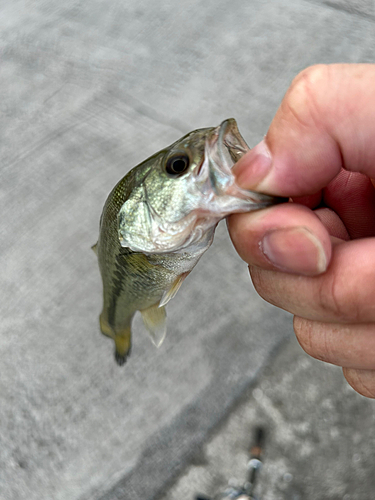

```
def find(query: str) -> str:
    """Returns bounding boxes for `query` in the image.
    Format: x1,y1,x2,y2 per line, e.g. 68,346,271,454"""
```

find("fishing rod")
194,426,265,500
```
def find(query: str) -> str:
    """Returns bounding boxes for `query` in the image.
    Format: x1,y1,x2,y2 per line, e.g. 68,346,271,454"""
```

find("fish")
93,118,284,365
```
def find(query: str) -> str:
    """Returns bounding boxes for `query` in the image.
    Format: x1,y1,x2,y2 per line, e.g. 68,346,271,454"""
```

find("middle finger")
250,238,375,324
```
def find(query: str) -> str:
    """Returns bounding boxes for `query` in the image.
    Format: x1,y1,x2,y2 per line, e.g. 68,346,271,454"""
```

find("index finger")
234,64,375,197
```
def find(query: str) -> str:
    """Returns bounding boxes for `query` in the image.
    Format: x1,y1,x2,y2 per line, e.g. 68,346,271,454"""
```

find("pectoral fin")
159,272,190,307
140,304,167,348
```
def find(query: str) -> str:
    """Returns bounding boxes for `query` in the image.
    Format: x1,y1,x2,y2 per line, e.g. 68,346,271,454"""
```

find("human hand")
228,64,375,398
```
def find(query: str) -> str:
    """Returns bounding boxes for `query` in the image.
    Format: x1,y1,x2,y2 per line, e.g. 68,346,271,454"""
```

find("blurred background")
1,0,375,499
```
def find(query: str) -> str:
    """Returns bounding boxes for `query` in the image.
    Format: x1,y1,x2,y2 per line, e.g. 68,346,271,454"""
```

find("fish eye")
165,153,190,177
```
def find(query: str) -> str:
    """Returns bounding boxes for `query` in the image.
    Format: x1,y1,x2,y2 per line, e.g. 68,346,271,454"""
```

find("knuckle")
283,64,330,129
293,316,315,355
290,64,329,87
343,368,375,399
293,316,335,363
317,272,357,322
250,266,269,296
249,267,279,306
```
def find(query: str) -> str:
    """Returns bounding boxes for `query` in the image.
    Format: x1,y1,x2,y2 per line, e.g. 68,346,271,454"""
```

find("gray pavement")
161,337,375,500
0,1,374,500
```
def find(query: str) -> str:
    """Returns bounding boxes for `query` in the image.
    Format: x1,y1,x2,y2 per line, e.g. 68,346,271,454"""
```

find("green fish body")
94,119,283,364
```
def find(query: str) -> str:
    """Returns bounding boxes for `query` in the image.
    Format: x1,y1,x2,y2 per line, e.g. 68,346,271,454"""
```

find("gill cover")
117,183,199,253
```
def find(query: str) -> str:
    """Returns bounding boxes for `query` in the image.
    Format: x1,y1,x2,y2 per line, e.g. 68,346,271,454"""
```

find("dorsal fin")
91,243,98,255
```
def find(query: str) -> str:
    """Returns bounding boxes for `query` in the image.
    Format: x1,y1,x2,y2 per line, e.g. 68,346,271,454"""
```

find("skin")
227,63,375,399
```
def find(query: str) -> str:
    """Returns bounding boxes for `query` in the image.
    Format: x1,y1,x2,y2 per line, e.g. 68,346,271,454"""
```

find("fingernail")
261,227,328,275
233,139,272,189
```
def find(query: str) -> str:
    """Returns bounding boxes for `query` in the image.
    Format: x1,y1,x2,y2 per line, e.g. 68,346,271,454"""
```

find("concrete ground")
161,337,375,500
0,1,374,499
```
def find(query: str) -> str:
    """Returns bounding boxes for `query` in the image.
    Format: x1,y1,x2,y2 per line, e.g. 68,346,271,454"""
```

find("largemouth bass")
93,119,283,365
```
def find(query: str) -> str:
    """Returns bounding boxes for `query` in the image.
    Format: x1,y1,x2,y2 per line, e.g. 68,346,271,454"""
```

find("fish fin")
159,272,190,307
99,314,131,366
114,333,132,366
99,314,113,338
91,243,98,255
140,303,167,348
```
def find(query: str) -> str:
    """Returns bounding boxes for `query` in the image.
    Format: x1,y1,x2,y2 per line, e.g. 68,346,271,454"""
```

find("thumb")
234,64,375,197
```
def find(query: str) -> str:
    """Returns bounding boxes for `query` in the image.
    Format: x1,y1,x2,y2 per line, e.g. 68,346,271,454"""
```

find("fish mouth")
194,119,247,182
196,118,285,211
216,118,250,168
194,118,248,179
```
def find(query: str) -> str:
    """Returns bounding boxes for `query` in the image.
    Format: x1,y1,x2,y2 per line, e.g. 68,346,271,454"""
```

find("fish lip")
193,118,249,196
193,118,247,182
193,118,286,213
217,118,249,168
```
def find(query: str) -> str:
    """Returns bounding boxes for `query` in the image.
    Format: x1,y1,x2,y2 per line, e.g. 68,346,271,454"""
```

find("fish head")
118,118,284,254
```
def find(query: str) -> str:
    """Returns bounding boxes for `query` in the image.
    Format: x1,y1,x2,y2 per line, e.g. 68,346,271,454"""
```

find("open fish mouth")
167,119,287,253
194,118,247,179
216,118,250,168
196,118,285,211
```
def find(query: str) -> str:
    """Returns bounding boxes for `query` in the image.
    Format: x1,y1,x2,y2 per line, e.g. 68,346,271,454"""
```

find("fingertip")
232,139,272,190
233,133,339,198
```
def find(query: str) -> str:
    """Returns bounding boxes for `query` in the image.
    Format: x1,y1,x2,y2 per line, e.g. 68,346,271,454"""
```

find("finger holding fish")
227,202,332,276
